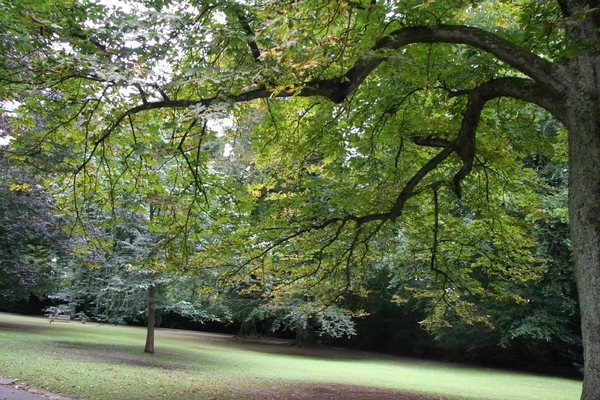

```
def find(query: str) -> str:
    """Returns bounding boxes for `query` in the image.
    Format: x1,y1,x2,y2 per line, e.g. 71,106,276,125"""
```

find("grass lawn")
0,312,582,399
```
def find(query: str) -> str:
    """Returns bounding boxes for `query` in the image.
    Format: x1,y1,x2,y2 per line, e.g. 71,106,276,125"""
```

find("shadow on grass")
49,340,221,372
0,320,53,334
217,334,443,365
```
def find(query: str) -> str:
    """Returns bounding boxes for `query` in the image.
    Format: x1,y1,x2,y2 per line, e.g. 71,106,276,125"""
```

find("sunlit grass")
0,312,582,399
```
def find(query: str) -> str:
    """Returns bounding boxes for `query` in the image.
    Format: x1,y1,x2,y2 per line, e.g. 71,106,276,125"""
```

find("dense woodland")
1,0,599,398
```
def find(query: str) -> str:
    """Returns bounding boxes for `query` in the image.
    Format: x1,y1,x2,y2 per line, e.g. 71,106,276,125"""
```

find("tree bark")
237,317,259,338
565,53,600,400
294,316,317,348
144,284,156,354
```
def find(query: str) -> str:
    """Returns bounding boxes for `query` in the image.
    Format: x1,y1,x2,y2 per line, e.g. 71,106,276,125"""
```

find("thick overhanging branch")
80,23,566,145
304,77,565,230
468,78,568,125
439,77,566,199
295,25,566,103
377,25,565,98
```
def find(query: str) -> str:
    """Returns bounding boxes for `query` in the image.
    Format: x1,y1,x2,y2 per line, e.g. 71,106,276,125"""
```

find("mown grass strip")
0,313,582,399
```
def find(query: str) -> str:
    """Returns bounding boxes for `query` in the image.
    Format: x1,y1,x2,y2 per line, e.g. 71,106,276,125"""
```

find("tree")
267,301,357,347
0,147,71,301
3,1,600,397
61,195,206,353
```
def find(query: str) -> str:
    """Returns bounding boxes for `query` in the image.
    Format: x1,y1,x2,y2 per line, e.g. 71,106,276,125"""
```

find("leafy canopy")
1,0,568,326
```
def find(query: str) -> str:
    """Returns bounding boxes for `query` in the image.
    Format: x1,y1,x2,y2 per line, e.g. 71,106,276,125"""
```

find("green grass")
0,312,582,399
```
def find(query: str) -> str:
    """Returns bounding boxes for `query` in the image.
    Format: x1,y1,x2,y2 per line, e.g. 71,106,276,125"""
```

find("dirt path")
0,378,72,400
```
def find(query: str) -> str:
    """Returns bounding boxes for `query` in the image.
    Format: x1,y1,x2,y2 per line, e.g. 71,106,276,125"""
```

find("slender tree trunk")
565,54,600,400
144,284,156,354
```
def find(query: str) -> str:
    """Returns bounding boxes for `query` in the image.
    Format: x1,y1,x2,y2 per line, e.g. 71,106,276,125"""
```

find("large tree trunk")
566,53,600,400
294,316,317,348
144,284,156,354
237,317,259,338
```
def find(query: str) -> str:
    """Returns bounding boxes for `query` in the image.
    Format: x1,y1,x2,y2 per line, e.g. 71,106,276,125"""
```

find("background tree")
0,147,71,302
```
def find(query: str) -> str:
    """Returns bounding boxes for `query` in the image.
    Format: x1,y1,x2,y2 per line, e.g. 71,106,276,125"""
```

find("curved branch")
462,77,568,125
308,77,565,227
449,77,567,197
297,25,565,103
386,26,562,94
388,146,455,219
75,87,281,173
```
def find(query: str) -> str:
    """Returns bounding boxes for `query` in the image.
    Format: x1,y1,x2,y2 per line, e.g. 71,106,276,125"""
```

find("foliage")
53,196,221,325
0,148,71,301
334,118,581,372
0,0,562,313
263,299,357,339
428,119,581,370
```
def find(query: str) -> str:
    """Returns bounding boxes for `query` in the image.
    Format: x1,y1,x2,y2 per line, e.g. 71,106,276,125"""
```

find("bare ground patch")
247,383,446,399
